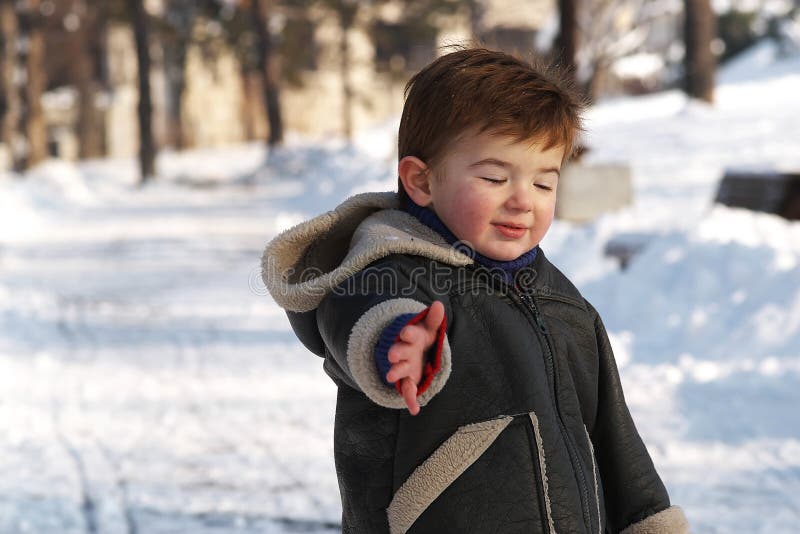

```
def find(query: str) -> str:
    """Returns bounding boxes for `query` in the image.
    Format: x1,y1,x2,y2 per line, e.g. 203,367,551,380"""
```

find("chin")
482,248,525,262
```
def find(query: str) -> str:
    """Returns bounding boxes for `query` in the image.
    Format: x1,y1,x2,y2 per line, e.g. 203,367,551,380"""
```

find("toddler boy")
263,47,689,534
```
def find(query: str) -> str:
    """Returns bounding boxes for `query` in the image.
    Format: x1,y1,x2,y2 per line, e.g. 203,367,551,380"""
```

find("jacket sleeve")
316,257,453,409
585,300,690,534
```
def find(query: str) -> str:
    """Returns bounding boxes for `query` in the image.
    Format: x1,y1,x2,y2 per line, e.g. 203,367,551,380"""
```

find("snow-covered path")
0,154,347,533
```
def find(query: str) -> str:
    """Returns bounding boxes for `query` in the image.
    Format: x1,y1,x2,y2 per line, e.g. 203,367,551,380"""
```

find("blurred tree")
159,0,195,150
23,0,47,168
206,1,262,142
128,0,155,183
0,0,20,170
465,0,484,40
555,0,577,80
42,0,113,159
371,19,437,75
158,0,226,150
215,0,457,144
575,0,677,102
75,0,107,158
201,0,301,147
251,0,283,146
716,3,799,63
278,13,318,87
320,0,459,141
717,9,758,63
333,0,356,140
683,0,716,103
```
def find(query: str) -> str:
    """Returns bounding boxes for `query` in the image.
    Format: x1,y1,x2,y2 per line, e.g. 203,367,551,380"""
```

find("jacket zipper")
514,288,593,534
456,271,594,532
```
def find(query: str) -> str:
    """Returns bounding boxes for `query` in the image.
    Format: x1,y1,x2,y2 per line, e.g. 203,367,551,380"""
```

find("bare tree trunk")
585,62,606,103
163,41,187,150
162,4,190,151
683,0,715,103
338,5,356,141
76,5,104,159
0,0,19,170
129,0,155,183
23,0,47,168
467,0,484,40
251,0,283,147
240,68,265,141
555,0,578,78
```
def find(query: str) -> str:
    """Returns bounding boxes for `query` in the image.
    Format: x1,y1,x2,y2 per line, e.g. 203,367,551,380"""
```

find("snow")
1,40,799,532
611,52,666,79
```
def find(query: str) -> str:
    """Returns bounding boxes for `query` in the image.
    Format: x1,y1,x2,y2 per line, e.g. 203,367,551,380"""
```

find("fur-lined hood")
261,192,473,314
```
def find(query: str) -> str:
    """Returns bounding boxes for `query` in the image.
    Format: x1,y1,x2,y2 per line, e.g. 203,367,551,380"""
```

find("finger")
388,343,417,364
387,345,405,363
425,301,445,332
397,324,421,345
401,378,420,416
386,361,411,383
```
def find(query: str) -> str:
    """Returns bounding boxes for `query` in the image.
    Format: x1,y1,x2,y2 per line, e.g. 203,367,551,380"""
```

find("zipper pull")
535,315,548,335
513,287,549,334
523,292,549,335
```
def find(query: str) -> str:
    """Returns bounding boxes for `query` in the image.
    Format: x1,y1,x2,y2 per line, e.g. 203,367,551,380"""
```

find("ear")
398,156,434,207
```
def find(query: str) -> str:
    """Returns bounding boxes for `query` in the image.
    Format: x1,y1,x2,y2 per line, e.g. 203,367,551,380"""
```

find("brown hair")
397,45,585,204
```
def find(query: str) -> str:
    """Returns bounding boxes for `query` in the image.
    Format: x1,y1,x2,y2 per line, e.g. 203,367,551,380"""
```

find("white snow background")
1,40,799,533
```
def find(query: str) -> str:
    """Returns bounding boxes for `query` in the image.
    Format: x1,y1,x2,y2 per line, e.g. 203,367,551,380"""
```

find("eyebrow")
468,158,561,177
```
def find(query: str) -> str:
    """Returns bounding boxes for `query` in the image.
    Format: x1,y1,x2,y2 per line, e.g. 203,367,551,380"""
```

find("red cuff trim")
392,306,447,397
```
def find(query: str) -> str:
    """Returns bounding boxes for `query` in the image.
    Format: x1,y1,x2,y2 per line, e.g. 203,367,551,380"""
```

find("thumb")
424,300,445,334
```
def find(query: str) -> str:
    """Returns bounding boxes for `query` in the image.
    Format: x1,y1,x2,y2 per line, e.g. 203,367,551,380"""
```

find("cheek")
535,200,556,230
454,193,494,227
437,190,493,239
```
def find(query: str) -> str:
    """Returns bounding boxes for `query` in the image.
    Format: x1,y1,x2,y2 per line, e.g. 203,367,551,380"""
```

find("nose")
504,181,533,212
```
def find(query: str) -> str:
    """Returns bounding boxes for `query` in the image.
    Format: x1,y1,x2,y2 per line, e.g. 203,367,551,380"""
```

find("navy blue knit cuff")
375,313,417,386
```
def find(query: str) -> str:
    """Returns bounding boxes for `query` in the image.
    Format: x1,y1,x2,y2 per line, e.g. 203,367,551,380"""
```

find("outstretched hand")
385,301,445,416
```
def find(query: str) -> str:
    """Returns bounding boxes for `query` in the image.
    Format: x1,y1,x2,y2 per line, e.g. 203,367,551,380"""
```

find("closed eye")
480,177,506,184
535,184,554,191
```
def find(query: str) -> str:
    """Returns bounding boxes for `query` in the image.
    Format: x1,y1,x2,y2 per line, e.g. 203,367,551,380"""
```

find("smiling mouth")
492,223,528,239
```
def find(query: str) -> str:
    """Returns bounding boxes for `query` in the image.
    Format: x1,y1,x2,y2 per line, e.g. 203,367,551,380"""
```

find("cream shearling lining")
620,506,691,534
261,192,472,313
347,298,452,409
584,425,602,534
530,412,556,534
386,416,514,534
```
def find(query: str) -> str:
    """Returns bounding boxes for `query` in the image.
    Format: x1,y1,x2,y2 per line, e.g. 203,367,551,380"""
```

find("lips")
493,222,528,238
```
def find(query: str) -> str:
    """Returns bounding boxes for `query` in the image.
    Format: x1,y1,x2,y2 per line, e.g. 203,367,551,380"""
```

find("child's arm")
317,259,453,412
585,301,690,534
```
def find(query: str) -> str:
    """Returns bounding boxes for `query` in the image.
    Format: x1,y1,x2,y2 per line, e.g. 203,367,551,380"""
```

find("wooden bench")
603,232,654,269
715,170,800,220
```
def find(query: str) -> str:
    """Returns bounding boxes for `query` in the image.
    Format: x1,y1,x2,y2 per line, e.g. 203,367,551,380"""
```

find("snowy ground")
2,40,799,533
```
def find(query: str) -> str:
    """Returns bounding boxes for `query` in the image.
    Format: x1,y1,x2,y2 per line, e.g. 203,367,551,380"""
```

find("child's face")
427,128,564,261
